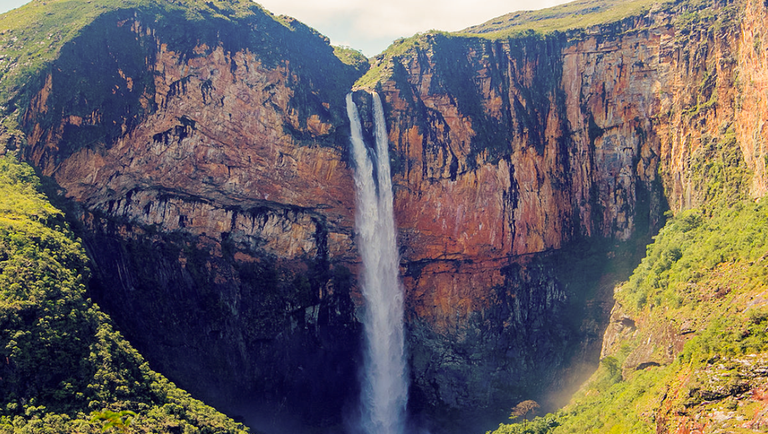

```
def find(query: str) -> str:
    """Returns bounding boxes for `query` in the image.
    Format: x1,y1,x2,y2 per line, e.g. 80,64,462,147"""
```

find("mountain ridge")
461,0,670,36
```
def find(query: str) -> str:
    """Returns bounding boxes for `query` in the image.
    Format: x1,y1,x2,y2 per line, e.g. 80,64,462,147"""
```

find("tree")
510,400,540,422
90,410,136,433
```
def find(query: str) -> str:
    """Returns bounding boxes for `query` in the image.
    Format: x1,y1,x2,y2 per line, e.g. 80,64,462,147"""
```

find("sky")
0,0,569,56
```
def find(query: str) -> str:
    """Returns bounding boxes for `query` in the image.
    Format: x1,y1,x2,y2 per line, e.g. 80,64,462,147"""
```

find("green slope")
0,153,250,432
489,200,768,434
460,0,668,37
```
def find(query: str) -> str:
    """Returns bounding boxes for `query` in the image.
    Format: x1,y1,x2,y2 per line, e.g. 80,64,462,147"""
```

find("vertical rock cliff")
6,0,367,430
356,0,768,427
361,19,667,430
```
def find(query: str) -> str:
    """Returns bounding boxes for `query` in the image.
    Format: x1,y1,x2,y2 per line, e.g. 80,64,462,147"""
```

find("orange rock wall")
24,2,768,336
378,26,665,331
16,10,366,427
22,14,359,264
367,0,768,332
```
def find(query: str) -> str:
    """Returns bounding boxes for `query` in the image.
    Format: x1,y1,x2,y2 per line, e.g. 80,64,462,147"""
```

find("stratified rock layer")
362,0,767,425
16,4,364,430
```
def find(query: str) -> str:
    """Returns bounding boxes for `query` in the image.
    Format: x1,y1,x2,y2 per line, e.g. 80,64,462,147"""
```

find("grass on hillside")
0,154,249,433
461,0,671,37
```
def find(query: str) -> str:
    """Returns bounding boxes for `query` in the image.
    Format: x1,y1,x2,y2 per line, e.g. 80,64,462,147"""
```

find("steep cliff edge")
354,0,767,427
2,0,367,430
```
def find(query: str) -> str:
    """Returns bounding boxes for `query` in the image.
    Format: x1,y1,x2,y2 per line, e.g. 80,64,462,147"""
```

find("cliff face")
7,0,768,431
12,2,365,430
364,0,767,424
367,18,667,425
378,26,663,321
600,0,768,380
737,0,768,198
654,0,768,210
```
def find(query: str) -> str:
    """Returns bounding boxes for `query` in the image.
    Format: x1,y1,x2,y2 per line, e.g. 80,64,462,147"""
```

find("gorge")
0,0,767,432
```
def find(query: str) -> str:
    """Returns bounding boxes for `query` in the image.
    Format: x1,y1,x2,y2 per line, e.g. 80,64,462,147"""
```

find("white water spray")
346,92,408,434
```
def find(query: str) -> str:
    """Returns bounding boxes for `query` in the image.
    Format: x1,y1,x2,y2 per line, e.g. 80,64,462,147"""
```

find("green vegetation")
90,409,136,433
461,0,670,37
0,154,248,433
489,111,767,433
483,4,763,424
674,0,739,36
569,201,767,430
333,45,369,74
490,196,768,434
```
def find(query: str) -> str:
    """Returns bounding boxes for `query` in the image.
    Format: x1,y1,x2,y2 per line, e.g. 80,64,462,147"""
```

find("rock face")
365,27,666,426
9,0,768,431
16,3,365,430
603,0,768,384
362,0,768,424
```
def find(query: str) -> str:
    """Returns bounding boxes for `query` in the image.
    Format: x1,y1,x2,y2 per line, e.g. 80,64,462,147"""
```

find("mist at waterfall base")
345,92,410,434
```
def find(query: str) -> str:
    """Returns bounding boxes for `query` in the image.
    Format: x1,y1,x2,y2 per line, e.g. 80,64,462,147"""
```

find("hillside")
461,0,669,36
0,153,248,432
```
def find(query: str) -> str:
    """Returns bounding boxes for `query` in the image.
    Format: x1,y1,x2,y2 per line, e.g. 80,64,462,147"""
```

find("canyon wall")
367,23,667,426
7,0,768,431
14,4,365,430
361,0,767,425
598,0,768,425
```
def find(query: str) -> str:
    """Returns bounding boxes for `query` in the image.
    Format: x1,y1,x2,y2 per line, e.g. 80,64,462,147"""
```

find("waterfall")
346,92,408,434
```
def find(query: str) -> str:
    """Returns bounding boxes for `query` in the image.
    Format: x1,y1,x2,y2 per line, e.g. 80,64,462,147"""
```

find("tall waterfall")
346,92,408,434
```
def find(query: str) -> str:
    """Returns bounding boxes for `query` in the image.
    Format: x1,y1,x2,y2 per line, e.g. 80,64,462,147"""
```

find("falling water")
346,92,408,434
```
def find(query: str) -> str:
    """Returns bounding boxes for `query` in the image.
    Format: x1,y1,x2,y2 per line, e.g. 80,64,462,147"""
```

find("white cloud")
0,0,31,14
255,0,569,56
0,0,571,57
